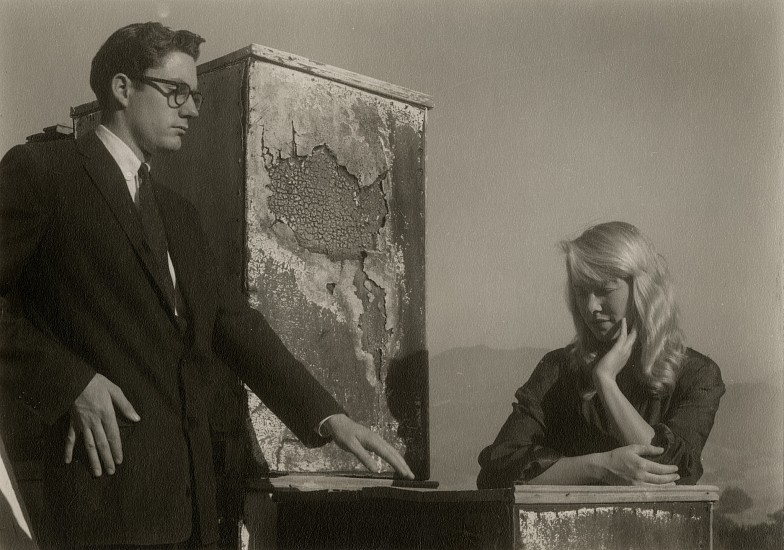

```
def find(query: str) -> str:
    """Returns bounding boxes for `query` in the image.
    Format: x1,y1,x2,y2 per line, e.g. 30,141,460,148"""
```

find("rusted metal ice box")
72,45,433,480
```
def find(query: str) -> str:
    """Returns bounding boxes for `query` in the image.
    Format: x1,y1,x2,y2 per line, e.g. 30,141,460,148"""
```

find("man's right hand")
64,373,140,477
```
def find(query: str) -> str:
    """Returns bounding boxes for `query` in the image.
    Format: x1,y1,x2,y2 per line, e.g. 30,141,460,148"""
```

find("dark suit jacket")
0,132,344,546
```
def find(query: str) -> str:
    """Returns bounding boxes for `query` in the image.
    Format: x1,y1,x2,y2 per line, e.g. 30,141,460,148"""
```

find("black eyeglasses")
135,76,204,110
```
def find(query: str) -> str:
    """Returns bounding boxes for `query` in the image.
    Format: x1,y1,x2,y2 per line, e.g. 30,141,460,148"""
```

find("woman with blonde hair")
477,221,724,487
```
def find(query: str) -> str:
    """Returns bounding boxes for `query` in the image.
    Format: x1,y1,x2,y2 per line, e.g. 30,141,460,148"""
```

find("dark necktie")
137,163,177,312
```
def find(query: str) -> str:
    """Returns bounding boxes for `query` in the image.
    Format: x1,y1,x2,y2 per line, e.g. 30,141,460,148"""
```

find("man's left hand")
322,414,415,479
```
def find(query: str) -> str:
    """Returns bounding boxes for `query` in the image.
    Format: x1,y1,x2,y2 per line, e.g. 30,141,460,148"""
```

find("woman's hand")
599,444,680,486
593,318,638,382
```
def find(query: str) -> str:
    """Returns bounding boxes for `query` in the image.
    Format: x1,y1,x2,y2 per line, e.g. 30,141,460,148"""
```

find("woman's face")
574,278,633,342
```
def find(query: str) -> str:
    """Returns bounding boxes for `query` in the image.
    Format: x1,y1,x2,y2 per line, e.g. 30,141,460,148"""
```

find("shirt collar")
94,124,148,181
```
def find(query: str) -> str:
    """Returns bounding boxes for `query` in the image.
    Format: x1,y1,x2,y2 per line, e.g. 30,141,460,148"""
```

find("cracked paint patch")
250,61,394,188
266,145,387,260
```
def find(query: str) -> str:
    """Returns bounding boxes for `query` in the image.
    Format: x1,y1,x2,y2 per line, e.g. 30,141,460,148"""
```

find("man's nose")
179,97,199,118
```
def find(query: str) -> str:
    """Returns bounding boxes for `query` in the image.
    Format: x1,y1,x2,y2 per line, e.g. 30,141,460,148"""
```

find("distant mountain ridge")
428,344,783,524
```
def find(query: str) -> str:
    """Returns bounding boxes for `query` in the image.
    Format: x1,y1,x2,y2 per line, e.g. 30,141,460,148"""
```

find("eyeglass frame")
133,75,204,110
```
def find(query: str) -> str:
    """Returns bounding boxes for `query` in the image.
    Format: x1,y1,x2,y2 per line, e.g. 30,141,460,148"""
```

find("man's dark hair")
90,22,205,111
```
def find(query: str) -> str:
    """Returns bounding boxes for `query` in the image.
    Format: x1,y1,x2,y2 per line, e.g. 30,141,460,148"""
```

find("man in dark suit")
0,22,413,549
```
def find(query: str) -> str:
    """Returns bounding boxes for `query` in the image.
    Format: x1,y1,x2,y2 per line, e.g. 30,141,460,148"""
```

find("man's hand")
600,444,680,486
64,373,140,477
322,414,415,479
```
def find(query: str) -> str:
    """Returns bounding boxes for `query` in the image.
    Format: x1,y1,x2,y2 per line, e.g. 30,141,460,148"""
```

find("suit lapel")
77,132,179,320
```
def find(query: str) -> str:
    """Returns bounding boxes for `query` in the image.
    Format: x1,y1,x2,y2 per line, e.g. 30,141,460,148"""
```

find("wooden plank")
514,485,719,504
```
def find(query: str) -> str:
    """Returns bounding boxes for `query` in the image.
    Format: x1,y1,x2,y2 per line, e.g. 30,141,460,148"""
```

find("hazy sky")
1,0,782,384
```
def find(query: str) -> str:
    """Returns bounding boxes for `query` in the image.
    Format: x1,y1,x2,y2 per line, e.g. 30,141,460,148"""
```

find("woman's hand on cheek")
593,318,638,382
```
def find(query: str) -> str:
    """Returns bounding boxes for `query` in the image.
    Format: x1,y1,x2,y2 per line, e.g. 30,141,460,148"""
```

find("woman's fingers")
626,321,639,346
644,460,679,475
641,470,680,484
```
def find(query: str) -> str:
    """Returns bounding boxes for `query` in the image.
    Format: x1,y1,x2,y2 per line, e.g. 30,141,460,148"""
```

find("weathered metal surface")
515,503,712,550
243,58,428,476
197,44,434,109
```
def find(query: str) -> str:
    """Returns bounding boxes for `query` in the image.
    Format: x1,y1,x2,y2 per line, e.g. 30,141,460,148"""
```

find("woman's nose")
586,293,602,313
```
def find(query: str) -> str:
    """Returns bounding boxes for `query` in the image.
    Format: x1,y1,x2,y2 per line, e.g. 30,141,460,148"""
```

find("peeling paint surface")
243,60,428,475
516,503,711,550
266,145,386,259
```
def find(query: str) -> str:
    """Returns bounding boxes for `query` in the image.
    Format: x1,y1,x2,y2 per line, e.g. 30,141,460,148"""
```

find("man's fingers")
360,432,415,479
103,410,124,466
81,428,103,477
345,437,379,473
327,416,415,478
107,384,140,422
64,424,76,464
91,422,116,475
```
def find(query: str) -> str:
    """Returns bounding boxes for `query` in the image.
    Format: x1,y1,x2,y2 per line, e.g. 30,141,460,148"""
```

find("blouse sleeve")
476,351,566,489
649,351,725,484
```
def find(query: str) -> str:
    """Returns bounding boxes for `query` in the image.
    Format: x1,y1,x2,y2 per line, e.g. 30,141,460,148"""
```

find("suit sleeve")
477,352,566,489
649,354,725,484
205,235,345,448
0,144,96,424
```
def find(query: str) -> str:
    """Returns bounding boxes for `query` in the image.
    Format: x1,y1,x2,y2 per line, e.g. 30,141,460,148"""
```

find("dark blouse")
477,347,725,489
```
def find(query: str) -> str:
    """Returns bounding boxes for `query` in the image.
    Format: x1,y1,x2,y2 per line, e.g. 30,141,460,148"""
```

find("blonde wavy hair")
561,221,686,395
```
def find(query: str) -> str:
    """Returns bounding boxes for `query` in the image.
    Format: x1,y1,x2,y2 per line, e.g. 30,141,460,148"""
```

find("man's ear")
110,73,133,108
